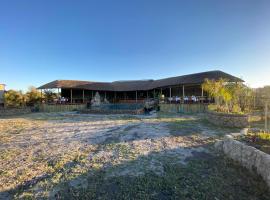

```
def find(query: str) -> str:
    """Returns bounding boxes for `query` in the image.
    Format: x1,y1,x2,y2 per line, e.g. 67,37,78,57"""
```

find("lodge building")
38,70,243,104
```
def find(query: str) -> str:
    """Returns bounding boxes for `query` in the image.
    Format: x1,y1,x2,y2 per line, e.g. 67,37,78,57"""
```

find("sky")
0,0,270,90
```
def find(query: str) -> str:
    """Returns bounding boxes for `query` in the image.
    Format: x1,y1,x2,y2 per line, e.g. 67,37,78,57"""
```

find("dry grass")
0,112,269,199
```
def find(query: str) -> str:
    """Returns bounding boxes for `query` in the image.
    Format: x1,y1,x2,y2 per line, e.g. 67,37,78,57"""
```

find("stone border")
205,111,248,128
215,135,270,188
159,104,208,114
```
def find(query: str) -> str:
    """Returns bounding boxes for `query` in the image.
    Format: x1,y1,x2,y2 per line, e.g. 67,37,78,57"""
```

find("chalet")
38,70,243,104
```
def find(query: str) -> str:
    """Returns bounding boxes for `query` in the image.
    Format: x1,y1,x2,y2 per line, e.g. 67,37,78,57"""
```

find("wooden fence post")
265,102,268,132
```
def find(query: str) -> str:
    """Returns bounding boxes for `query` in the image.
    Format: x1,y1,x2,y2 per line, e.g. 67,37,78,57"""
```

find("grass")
0,112,269,199
238,132,270,154
258,132,270,140
40,153,270,200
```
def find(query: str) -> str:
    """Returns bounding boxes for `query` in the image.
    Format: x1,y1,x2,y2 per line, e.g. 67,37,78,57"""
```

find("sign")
0,84,5,91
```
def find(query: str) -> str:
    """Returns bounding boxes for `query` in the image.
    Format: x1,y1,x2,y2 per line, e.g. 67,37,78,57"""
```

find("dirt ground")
0,112,269,199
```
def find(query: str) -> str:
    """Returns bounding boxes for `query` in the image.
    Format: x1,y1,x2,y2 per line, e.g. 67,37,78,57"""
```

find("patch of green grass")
258,132,270,140
51,154,270,200
168,118,202,136
238,132,270,154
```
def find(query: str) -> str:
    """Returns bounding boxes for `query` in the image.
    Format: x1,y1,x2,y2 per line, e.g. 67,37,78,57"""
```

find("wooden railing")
39,104,87,112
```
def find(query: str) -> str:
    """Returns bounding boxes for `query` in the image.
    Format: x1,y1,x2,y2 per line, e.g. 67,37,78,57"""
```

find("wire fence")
251,96,270,132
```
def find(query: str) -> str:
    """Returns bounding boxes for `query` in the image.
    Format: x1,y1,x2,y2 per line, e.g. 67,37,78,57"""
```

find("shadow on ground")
1,112,269,199
1,145,270,200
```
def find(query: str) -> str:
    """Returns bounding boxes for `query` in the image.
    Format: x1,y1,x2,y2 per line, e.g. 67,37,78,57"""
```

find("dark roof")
38,70,243,91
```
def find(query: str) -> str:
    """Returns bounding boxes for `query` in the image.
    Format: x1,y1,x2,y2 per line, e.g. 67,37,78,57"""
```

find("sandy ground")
0,112,268,199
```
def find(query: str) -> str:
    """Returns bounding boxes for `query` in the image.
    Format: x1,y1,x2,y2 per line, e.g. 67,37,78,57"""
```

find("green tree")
4,90,25,108
203,79,254,113
202,78,227,107
43,90,58,103
25,86,41,106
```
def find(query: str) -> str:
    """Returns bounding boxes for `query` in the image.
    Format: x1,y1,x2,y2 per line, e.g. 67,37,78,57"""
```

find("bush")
43,90,58,103
4,90,25,108
4,87,43,108
203,79,254,114
25,86,41,106
258,132,270,141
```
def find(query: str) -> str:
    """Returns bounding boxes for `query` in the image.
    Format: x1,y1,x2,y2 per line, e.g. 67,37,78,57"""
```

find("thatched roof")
38,70,243,91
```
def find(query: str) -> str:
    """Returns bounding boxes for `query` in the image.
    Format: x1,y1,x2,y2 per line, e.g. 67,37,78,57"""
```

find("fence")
39,104,87,112
159,103,208,114
265,102,270,131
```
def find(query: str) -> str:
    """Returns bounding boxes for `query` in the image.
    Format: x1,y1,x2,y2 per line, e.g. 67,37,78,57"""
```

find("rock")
215,137,270,188
214,140,224,152
205,111,248,128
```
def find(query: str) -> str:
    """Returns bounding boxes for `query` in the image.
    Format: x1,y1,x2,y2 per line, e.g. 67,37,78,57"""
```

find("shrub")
4,90,25,108
258,132,270,141
203,79,254,114
43,90,58,103
25,86,41,106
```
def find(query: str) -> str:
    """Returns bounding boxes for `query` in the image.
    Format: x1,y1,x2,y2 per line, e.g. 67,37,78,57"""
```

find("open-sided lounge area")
38,70,243,105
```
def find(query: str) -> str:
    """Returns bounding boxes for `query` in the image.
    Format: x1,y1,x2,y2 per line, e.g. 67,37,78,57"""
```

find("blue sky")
0,0,270,90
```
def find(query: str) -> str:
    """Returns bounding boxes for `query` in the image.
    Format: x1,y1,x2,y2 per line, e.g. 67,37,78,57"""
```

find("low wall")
39,104,87,113
0,107,32,116
205,111,248,128
159,104,208,114
81,108,144,115
215,136,270,188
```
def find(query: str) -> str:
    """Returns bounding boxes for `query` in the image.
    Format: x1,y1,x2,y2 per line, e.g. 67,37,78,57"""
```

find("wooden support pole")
135,91,138,102
82,90,85,103
70,89,73,103
182,85,185,99
92,91,94,98
105,91,107,99
265,102,268,132
201,85,204,97
70,89,73,104
154,89,156,98
169,87,172,104
40,89,43,103
147,91,149,99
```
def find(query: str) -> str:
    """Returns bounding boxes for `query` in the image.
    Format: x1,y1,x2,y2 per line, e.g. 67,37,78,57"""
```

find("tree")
25,86,41,106
255,86,270,108
202,79,254,113
202,78,227,107
4,90,25,108
43,90,58,103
